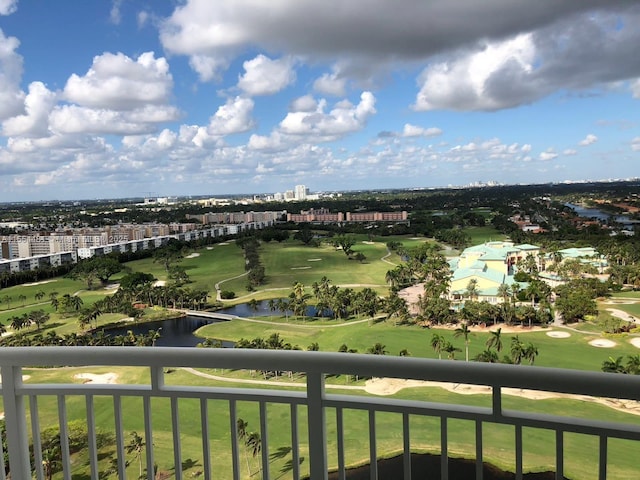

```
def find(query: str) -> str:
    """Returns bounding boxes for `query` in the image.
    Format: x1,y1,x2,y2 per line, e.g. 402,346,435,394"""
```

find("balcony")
1,347,640,479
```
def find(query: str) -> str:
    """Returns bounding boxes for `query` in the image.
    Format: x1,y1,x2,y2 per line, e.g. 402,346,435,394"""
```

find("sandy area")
185,252,200,258
105,283,119,290
546,331,571,338
23,280,57,287
153,280,166,287
0,375,30,385
74,372,118,384
630,338,640,348
206,246,214,250
307,258,322,261
364,377,640,416
362,241,375,245
291,266,311,270
589,338,617,348
218,242,229,245
607,308,639,324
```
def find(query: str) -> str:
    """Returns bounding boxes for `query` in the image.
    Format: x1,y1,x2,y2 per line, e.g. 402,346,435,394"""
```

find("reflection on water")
102,316,232,347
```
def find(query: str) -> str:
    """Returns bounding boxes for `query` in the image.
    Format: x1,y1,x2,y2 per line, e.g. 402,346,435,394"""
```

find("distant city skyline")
0,1,639,202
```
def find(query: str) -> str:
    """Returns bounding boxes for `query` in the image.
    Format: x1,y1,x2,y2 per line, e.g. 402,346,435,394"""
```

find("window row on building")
0,220,272,274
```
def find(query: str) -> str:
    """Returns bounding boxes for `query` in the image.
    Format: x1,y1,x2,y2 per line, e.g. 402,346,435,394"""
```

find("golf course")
1,232,640,479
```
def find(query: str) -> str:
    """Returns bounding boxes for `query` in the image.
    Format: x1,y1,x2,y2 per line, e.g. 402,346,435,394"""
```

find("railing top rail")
1,347,638,400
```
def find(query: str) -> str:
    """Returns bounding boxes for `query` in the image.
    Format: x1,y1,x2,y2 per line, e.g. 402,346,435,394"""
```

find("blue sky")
0,0,639,201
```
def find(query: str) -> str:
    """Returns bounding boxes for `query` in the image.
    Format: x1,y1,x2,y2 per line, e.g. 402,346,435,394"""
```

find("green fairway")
3,232,640,479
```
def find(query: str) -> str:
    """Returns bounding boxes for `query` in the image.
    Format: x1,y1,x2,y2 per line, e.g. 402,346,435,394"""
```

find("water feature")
565,202,638,228
102,315,232,347
101,300,330,347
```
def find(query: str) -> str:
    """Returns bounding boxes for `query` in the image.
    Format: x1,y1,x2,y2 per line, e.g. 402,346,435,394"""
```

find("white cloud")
237,55,295,96
539,150,558,161
207,96,255,136
579,133,598,146
2,82,57,137
63,52,173,110
313,68,347,96
290,95,318,113
632,137,640,151
414,34,537,111
110,0,123,24
563,149,577,156
401,123,442,137
0,0,17,15
0,29,25,120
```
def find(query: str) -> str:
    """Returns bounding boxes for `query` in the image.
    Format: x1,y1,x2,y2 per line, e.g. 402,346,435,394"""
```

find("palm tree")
35,290,46,302
236,419,251,476
454,322,473,362
126,431,146,479
443,341,461,360
475,349,499,363
430,333,446,360
17,294,27,307
523,342,539,365
367,343,388,355
510,336,525,365
602,356,626,373
486,328,503,352
267,299,277,319
246,432,262,476
464,279,480,302
29,309,50,331
626,354,640,375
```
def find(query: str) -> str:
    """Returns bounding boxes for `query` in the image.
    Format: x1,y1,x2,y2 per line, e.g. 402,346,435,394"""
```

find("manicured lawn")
4,232,640,478
465,226,508,244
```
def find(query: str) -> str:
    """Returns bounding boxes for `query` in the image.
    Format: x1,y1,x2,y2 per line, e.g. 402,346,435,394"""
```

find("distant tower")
294,185,307,201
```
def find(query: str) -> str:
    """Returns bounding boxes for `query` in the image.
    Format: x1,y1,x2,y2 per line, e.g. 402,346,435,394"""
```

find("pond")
103,315,233,348
101,300,330,347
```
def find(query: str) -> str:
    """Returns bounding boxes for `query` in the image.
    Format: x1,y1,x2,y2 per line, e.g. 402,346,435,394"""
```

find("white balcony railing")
1,347,640,479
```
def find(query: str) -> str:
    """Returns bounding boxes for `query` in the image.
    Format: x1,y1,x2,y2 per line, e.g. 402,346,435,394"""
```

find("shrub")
220,290,236,299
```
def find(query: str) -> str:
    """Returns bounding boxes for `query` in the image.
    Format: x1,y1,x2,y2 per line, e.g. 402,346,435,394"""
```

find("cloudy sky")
0,0,639,201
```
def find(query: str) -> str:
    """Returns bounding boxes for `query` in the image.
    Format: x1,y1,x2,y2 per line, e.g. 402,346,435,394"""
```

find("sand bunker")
206,246,214,250
630,338,640,349
0,375,30,384
291,266,311,270
307,258,322,262
218,242,229,245
589,339,617,348
23,280,57,287
362,241,375,245
546,331,571,338
185,252,200,258
74,373,118,384
153,280,166,287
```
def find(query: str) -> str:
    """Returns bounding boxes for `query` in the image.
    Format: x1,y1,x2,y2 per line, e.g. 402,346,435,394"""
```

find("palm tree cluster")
236,419,262,477
0,327,162,347
4,309,50,333
602,354,640,374
431,328,539,365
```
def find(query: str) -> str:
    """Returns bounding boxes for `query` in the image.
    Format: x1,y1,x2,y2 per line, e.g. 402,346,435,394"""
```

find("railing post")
307,372,328,480
1,366,31,479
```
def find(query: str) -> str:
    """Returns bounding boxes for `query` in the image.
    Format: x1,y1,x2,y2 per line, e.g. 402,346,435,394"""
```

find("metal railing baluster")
229,400,241,480
403,413,411,480
86,395,99,480
441,416,448,480
30,396,43,480
369,410,377,480
307,372,328,480
291,404,300,480
599,435,607,480
201,398,211,480
515,425,523,480
475,420,483,480
336,407,345,480
171,396,183,480
113,395,126,479
555,430,563,480
57,395,71,480
260,401,270,480
144,395,155,480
